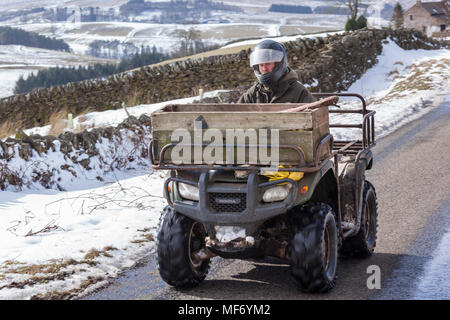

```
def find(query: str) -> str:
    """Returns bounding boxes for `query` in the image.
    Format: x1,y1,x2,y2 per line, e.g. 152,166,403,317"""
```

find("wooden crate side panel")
280,123,330,163
313,107,330,129
152,123,330,165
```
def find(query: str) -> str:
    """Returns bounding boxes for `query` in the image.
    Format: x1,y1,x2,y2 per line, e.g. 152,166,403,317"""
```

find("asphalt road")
82,99,450,300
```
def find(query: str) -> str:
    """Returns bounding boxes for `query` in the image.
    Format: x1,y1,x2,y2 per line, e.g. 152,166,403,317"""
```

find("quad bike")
149,93,377,293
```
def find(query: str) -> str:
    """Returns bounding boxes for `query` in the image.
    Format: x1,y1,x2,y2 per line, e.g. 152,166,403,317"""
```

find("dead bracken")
84,246,118,260
30,276,105,300
0,251,112,291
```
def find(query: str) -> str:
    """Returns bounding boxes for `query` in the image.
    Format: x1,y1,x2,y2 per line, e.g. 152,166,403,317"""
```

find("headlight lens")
262,184,291,202
178,182,199,201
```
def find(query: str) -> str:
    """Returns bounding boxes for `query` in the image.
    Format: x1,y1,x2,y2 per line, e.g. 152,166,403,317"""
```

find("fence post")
122,102,131,117
68,113,73,131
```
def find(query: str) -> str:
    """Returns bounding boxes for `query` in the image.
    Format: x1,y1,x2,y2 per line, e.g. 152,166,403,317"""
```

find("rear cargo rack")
314,93,376,155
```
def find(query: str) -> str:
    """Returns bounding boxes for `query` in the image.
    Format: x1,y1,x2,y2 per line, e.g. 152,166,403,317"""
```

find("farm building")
404,0,449,38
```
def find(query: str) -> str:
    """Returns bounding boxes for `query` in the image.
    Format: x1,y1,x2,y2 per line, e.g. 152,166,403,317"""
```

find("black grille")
208,193,247,213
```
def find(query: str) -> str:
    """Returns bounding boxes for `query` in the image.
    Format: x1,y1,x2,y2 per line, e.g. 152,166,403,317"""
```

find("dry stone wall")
0,28,446,132
0,115,152,191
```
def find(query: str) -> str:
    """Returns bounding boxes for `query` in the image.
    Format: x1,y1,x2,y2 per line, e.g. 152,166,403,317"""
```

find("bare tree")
336,0,360,20
177,27,201,56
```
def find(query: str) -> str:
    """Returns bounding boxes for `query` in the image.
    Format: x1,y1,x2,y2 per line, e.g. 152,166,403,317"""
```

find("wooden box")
151,103,331,166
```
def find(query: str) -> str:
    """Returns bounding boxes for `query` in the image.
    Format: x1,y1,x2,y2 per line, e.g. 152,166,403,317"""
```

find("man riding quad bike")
150,91,377,293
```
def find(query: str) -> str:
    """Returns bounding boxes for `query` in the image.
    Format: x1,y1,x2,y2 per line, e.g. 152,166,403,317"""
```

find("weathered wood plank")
152,112,318,131
313,107,329,128
161,103,308,112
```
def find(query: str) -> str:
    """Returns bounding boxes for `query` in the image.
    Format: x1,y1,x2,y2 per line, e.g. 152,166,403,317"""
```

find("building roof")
405,1,450,23
421,2,447,16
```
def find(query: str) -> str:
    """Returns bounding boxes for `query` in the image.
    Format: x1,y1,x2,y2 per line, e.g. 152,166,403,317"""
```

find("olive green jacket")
238,68,315,104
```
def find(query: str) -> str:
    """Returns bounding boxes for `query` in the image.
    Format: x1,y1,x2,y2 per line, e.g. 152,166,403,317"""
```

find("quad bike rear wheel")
341,181,378,258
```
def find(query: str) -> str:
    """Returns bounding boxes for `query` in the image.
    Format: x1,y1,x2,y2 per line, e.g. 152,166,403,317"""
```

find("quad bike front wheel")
290,202,338,293
157,206,210,288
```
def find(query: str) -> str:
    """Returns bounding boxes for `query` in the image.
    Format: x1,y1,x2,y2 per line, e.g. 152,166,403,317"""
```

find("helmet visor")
249,49,284,67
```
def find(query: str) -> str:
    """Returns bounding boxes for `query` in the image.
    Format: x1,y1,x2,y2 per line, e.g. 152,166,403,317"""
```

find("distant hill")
269,4,312,14
13,39,220,95
13,49,164,95
313,6,351,15
0,26,71,52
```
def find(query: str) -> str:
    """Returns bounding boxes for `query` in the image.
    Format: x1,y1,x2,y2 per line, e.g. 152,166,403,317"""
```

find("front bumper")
165,171,298,226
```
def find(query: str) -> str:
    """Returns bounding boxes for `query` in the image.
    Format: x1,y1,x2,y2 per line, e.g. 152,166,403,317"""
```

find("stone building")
404,0,449,38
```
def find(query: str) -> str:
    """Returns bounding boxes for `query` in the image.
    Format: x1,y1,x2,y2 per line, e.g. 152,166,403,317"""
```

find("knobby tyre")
157,205,210,288
290,202,338,293
341,181,378,258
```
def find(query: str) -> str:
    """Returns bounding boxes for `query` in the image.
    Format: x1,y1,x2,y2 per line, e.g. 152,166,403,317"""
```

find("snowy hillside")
0,0,419,18
0,39,448,299
0,0,425,59
0,45,116,98
12,21,337,58
0,0,128,12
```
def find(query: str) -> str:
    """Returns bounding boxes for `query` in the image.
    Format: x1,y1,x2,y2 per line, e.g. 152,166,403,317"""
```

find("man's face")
258,62,275,75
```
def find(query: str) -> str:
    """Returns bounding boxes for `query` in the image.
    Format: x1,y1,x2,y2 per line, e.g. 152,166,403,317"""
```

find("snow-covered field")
12,21,338,57
0,0,128,11
0,39,449,299
0,21,338,99
0,171,166,299
4,0,418,58
222,30,345,49
0,45,116,98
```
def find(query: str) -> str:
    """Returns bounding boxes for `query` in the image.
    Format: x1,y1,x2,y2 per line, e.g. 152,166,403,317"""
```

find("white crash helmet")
249,39,288,86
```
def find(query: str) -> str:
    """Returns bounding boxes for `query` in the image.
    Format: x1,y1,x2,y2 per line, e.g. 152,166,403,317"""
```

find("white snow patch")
222,30,344,49
414,226,450,299
0,171,166,300
331,40,450,141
